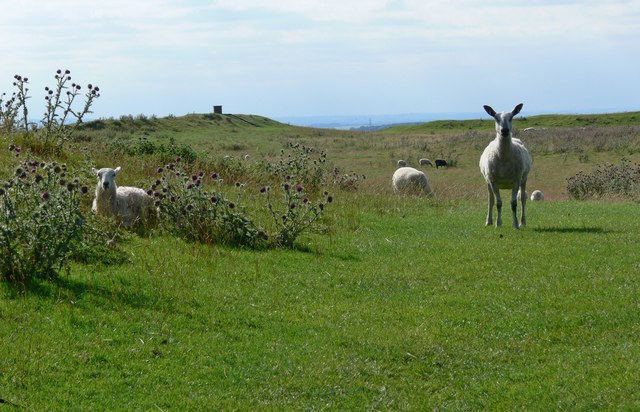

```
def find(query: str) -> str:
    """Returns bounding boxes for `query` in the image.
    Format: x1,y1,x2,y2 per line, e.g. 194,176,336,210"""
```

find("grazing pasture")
1,111,640,409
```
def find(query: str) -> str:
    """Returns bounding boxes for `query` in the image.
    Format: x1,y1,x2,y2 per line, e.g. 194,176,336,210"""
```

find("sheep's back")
392,167,432,195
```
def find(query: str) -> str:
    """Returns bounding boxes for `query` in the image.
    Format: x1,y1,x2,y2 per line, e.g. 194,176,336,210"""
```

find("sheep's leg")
519,183,527,227
486,183,494,226
493,184,503,227
510,184,520,229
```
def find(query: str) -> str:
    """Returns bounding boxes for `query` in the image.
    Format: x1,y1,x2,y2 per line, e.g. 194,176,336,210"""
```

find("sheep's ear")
114,167,121,175
91,168,98,175
512,103,524,116
483,105,496,117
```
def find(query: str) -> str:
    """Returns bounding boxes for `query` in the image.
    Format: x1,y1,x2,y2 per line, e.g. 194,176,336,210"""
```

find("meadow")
1,110,640,410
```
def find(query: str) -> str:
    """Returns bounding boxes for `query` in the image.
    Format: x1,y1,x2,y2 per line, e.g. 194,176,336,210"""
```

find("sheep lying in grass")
392,167,433,196
397,159,407,168
479,103,532,229
92,167,156,228
530,190,544,201
419,158,433,167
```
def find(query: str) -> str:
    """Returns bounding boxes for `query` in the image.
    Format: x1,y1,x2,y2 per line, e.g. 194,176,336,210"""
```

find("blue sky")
1,0,639,120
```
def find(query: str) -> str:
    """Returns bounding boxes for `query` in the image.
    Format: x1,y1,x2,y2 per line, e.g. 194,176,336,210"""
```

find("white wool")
419,158,433,167
392,167,433,196
92,167,156,228
479,103,532,229
530,190,544,201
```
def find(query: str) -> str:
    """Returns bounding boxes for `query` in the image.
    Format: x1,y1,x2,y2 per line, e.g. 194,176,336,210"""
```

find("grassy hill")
2,110,640,409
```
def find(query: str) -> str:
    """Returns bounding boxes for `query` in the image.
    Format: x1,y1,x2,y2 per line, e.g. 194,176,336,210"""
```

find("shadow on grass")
2,273,153,310
532,226,612,234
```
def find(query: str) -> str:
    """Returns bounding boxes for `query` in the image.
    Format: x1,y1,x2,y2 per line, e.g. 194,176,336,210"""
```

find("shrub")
261,180,333,248
152,160,265,248
0,151,91,283
262,143,329,193
0,70,100,152
567,158,640,200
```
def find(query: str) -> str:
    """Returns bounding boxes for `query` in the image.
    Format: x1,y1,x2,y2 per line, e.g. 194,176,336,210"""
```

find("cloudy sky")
1,0,639,121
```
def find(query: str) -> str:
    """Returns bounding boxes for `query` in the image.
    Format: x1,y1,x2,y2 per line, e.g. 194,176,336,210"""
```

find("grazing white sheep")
397,159,407,168
419,158,433,167
530,190,544,201
479,103,532,229
392,167,433,196
92,167,156,228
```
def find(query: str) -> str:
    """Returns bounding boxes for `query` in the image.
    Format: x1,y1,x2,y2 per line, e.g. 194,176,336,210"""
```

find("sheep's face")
93,167,121,190
484,103,523,138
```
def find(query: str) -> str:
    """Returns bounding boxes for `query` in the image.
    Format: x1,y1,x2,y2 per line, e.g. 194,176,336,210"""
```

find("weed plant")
0,148,90,283
0,70,100,153
567,158,640,200
152,160,265,248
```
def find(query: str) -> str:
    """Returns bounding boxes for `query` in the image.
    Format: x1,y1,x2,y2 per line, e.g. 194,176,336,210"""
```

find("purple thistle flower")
210,196,218,203
210,172,218,179
296,185,304,192
41,192,50,200
147,190,153,196
81,186,89,194
228,202,235,209
327,195,333,203
157,167,164,173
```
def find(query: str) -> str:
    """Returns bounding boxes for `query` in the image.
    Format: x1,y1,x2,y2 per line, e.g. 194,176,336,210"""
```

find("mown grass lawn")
2,196,639,410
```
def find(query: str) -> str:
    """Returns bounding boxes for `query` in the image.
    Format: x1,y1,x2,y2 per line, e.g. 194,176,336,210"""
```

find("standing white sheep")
92,167,156,228
392,167,433,196
479,103,532,229
419,158,433,167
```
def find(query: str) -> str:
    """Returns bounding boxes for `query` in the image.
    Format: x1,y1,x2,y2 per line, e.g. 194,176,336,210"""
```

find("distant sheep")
479,103,532,229
530,190,544,201
392,167,433,196
92,167,156,228
397,159,407,168
435,159,448,168
419,158,433,167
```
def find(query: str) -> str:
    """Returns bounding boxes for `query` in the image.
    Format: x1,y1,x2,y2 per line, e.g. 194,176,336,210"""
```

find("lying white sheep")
92,166,156,228
479,103,532,229
397,159,407,168
530,190,544,201
419,158,433,167
392,167,433,196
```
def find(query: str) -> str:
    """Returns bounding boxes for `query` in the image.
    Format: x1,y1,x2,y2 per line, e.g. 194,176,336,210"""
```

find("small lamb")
392,167,433,196
479,103,532,229
92,167,156,228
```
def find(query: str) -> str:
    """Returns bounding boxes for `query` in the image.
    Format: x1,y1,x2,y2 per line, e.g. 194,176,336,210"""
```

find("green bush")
567,158,640,200
0,150,90,283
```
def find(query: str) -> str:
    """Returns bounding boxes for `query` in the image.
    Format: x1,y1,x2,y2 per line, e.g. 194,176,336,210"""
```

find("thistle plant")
0,148,91,283
152,159,265,248
0,70,101,150
261,178,332,248
567,158,640,200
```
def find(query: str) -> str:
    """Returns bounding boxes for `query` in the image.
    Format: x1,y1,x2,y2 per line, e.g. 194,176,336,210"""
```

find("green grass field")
2,112,640,409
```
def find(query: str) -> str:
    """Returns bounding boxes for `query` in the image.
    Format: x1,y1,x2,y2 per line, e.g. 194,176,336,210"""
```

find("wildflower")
41,192,50,200
210,196,218,203
302,198,309,204
67,183,75,192
157,167,164,173
327,195,333,203
59,179,66,186
260,186,268,193
53,165,61,173
210,172,218,179
289,203,296,209
35,174,43,183
319,203,324,211
81,186,89,194
0,188,4,196
283,183,290,191
147,190,153,196
228,202,235,209
296,185,304,192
